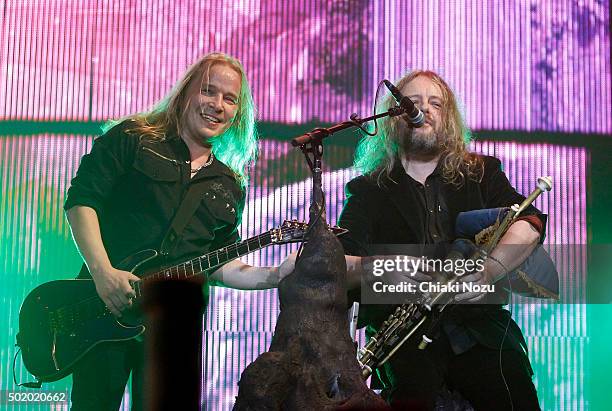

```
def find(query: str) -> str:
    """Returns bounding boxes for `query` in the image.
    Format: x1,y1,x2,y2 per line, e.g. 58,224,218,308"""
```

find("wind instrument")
357,176,553,379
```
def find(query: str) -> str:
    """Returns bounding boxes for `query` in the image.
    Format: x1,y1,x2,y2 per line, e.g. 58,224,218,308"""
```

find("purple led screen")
1,0,610,133
0,1,603,410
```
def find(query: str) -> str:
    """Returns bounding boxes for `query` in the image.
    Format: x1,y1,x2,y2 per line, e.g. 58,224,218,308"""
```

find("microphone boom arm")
290,107,405,147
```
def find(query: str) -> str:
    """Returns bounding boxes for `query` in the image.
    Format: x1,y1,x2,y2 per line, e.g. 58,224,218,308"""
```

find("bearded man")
338,71,549,410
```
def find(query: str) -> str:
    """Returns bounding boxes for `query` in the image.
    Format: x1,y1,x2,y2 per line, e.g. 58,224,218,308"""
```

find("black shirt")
64,120,245,277
401,162,452,244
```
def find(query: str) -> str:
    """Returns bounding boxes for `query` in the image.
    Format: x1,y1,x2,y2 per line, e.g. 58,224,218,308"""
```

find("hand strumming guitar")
90,265,140,317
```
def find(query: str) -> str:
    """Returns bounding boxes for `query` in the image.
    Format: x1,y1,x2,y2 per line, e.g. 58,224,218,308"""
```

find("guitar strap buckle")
160,230,178,257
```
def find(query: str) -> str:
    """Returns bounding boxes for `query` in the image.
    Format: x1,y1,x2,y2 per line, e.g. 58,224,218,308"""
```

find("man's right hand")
368,255,435,283
346,255,435,291
90,266,141,317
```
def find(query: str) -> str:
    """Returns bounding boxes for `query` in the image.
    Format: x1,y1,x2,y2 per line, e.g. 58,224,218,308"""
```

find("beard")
408,129,442,155
397,120,444,157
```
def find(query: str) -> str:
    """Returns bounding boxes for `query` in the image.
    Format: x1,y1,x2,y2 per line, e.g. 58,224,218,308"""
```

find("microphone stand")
291,107,405,223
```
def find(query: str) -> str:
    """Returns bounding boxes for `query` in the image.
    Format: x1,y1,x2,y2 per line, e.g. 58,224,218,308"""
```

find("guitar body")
17,249,158,382
16,220,345,383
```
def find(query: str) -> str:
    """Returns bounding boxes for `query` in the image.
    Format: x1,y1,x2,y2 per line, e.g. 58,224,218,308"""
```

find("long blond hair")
354,70,482,187
105,53,257,187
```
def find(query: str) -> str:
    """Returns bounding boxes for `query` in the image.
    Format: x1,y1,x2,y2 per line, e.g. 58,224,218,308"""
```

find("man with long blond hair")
339,71,548,410
64,53,294,410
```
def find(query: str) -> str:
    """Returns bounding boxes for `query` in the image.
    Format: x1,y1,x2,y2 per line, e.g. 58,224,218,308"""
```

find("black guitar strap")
159,185,203,257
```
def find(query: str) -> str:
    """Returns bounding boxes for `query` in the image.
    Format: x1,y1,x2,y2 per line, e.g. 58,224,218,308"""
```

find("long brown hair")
354,70,483,187
104,52,257,187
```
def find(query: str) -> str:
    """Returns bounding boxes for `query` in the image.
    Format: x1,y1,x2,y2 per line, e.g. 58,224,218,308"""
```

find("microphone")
383,80,425,128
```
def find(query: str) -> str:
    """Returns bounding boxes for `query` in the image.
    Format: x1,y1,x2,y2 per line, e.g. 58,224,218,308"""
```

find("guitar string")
57,231,275,314
54,225,308,316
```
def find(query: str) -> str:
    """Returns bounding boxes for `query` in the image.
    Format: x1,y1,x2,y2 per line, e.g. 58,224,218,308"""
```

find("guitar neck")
141,230,275,285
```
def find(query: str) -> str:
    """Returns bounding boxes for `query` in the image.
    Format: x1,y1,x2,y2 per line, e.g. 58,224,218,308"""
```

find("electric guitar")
17,220,346,383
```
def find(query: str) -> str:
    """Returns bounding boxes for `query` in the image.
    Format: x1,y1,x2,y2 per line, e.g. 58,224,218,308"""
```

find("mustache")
395,113,435,128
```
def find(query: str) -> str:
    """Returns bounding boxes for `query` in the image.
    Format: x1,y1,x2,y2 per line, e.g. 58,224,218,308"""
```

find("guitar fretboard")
133,230,279,296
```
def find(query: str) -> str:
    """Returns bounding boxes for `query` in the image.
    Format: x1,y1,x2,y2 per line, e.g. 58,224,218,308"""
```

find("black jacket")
338,155,546,356
64,120,245,278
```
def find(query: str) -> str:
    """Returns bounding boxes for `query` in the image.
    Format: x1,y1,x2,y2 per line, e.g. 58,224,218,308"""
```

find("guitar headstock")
270,220,349,244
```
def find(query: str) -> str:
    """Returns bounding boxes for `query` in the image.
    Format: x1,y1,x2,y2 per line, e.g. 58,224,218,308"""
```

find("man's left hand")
278,252,297,282
454,270,491,303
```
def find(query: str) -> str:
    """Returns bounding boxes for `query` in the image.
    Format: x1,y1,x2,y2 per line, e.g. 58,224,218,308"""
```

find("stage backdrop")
1,1,610,410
